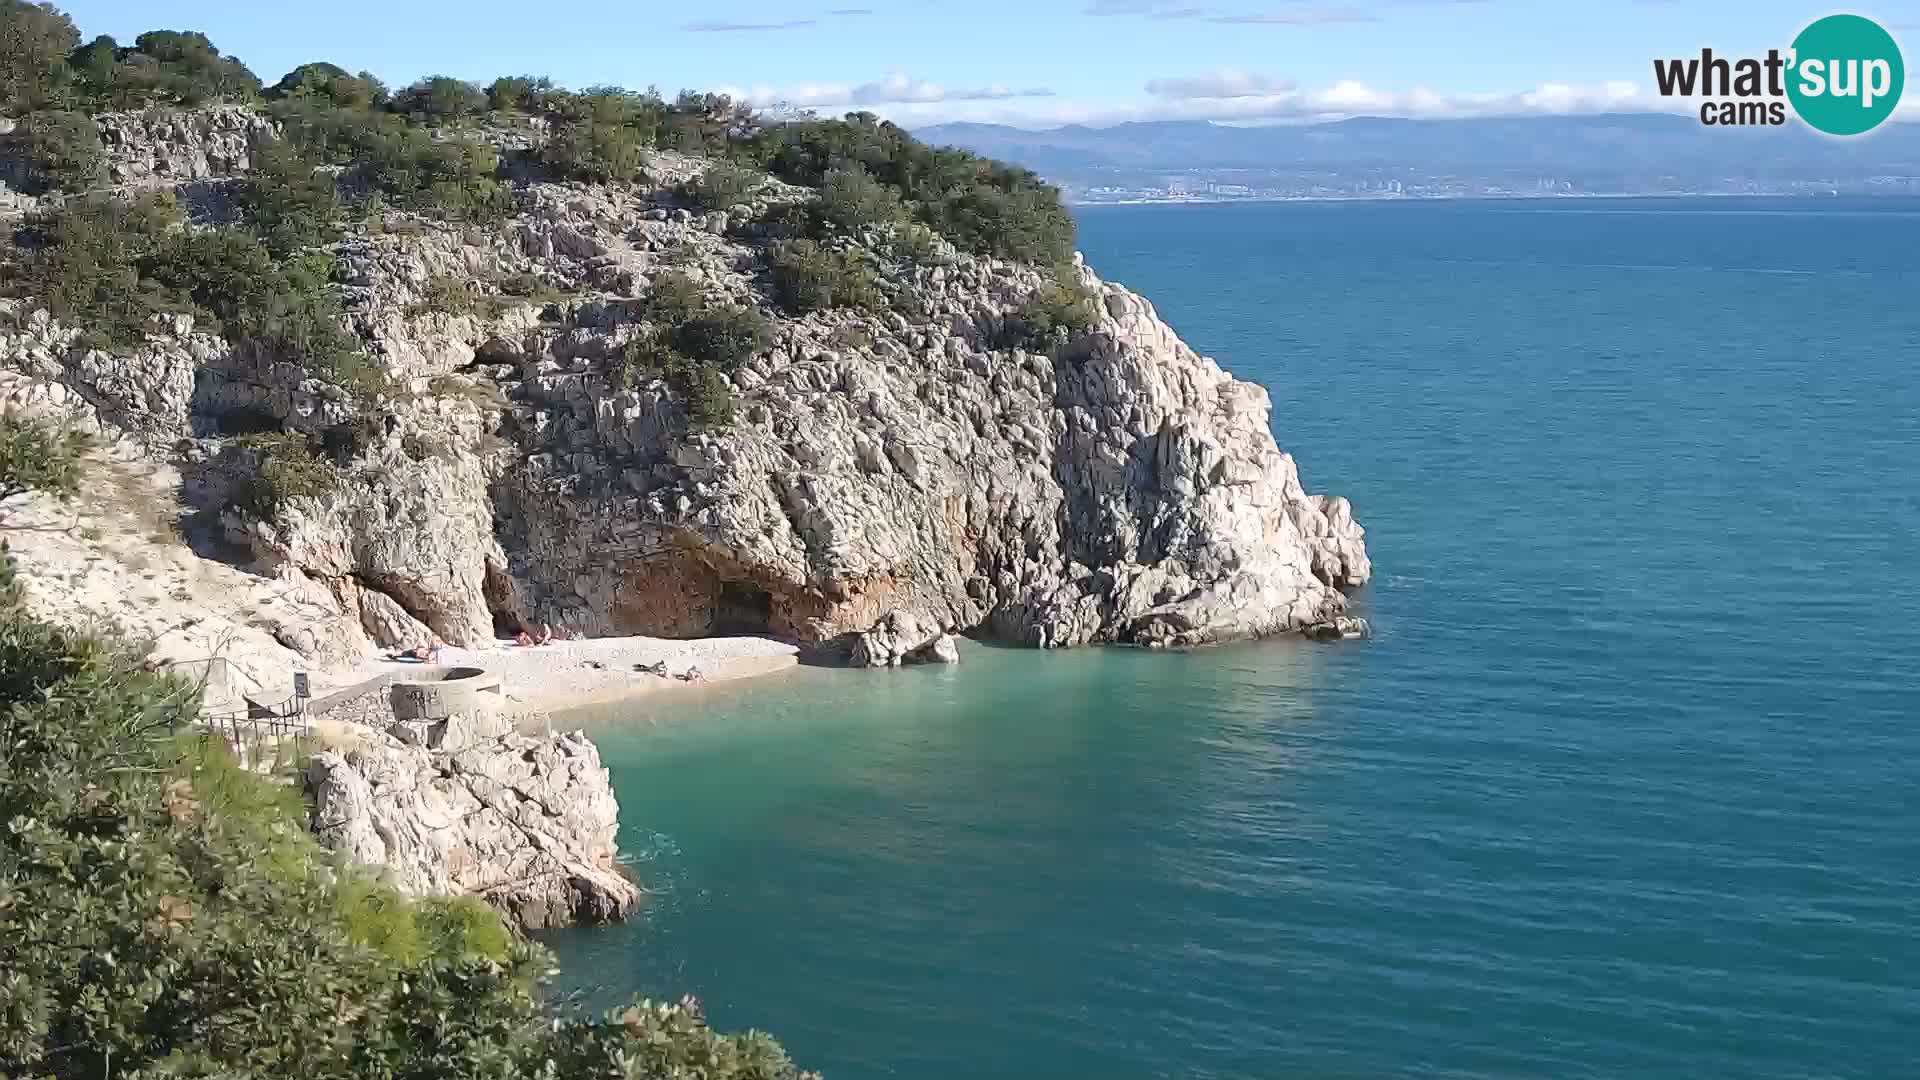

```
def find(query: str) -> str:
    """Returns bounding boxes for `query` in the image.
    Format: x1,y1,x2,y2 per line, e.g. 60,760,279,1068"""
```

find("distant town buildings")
1058,168,1911,205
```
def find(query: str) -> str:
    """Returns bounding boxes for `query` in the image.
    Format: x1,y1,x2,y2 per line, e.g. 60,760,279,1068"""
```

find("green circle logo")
1787,14,1905,135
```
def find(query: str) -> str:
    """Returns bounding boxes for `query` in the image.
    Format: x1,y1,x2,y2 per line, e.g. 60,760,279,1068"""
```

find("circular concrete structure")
388,665,504,722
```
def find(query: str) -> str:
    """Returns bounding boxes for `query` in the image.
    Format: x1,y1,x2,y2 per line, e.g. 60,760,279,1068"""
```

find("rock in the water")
922,633,961,665
1303,615,1371,642
305,721,639,930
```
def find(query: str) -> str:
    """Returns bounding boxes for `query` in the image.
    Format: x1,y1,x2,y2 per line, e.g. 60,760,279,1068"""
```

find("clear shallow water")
543,198,1920,1078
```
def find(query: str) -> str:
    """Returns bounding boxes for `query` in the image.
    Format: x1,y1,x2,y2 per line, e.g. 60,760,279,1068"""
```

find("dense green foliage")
766,238,883,315
2,194,369,387
0,413,89,508
231,431,342,516
2,192,185,346
0,436,815,1076
0,1,79,113
1001,277,1101,350
541,115,650,183
484,75,552,114
747,113,1074,264
11,106,101,192
4,3,1075,263
267,62,388,110
234,140,342,252
814,164,907,235
0,566,816,1077
609,273,770,429
677,162,763,211
392,75,487,124
54,28,261,110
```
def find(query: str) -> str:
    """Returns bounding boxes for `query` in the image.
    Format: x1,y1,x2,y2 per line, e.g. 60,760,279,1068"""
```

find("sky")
54,1,1918,128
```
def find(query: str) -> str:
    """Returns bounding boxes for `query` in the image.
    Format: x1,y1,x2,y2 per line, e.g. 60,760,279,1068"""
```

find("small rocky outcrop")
93,105,273,186
849,610,961,667
306,715,640,931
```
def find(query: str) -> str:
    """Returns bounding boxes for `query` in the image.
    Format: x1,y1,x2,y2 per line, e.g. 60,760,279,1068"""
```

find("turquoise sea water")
543,198,1920,1078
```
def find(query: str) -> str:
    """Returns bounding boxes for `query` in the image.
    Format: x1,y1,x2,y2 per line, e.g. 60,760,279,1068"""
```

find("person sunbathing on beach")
389,638,444,663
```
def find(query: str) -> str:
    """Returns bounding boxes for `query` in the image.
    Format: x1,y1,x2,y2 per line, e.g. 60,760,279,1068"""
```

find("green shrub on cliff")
485,74,553,113
747,112,1075,265
13,108,102,192
0,1,77,113
4,193,374,389
767,238,883,315
235,139,343,252
267,61,388,110
541,115,650,183
669,300,771,372
1001,276,1100,350
232,431,341,516
391,75,486,124
816,164,907,235
0,413,89,512
53,28,261,109
2,191,184,348
678,161,763,211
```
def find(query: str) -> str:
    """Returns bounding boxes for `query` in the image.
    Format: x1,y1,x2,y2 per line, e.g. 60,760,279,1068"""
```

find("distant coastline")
1066,190,1898,208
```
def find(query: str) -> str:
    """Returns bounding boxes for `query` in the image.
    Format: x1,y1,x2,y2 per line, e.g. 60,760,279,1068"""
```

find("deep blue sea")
544,198,1920,1079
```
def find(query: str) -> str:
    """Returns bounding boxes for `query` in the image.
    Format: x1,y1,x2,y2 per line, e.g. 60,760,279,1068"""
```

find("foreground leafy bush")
0,413,89,510
0,557,817,1077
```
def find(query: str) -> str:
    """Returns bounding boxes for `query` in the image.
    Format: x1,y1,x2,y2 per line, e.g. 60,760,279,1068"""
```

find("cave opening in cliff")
713,579,773,636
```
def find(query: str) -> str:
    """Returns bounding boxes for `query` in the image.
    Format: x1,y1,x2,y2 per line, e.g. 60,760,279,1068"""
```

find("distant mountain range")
915,114,1920,201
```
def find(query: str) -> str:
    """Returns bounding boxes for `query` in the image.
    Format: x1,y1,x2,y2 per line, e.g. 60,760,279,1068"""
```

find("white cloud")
1211,8,1378,23
717,72,1056,109
1147,69,1297,98
1085,1,1378,20
682,18,818,32
850,77,1694,128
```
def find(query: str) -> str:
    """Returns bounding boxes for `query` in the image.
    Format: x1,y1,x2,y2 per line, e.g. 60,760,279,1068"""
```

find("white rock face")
93,105,273,185
306,721,640,930
493,242,1371,653
849,609,959,667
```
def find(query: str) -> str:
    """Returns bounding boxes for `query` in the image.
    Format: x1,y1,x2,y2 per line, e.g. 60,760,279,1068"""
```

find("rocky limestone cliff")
1,108,1370,672
94,105,274,186
305,706,639,931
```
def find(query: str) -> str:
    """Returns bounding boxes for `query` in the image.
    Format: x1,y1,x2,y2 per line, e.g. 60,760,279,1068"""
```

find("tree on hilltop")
0,0,80,113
